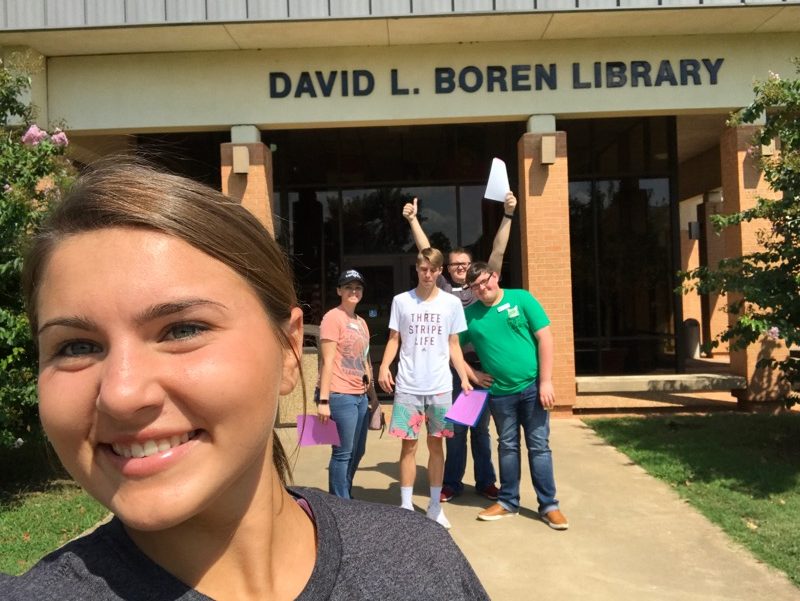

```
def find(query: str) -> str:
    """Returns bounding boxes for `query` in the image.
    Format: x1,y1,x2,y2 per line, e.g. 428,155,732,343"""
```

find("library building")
3,0,798,412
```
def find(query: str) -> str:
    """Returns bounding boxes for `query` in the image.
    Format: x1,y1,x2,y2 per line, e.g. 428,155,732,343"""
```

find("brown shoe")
477,503,517,521
541,509,569,530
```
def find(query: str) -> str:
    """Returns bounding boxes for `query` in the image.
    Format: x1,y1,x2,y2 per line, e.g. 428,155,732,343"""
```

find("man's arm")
378,330,401,393
470,368,495,389
534,325,555,409
448,334,473,394
402,197,431,252
487,191,517,273
456,330,494,388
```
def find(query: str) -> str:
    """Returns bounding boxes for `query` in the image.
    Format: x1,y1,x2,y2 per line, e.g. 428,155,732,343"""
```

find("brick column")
719,126,790,409
703,194,731,354
678,198,702,341
517,132,576,414
220,142,275,236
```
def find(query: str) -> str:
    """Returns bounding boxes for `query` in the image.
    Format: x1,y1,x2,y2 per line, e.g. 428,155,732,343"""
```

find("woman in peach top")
316,269,376,498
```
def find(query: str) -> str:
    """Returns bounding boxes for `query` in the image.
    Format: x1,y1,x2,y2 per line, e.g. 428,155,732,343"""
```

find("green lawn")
0,437,107,576
584,413,800,588
3,415,799,584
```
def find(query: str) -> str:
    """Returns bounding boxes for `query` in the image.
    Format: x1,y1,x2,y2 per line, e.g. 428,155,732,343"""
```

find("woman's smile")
109,430,198,459
102,430,205,479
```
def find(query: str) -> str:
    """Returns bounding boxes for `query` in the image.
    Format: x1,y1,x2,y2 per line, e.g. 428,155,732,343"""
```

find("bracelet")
503,213,514,220
318,398,329,405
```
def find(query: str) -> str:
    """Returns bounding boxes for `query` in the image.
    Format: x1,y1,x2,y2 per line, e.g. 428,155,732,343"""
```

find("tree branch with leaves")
682,59,800,407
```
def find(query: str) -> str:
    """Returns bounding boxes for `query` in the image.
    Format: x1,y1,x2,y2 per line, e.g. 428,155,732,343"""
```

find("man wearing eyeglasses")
460,261,568,530
401,192,516,504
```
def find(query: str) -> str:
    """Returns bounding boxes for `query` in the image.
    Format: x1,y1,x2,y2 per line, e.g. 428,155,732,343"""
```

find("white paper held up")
484,157,509,202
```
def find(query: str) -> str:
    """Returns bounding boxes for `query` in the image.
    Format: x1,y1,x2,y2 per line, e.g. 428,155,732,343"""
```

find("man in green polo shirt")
460,261,568,530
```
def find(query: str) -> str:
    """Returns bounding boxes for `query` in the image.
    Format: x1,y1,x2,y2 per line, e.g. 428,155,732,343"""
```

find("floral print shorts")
389,391,454,440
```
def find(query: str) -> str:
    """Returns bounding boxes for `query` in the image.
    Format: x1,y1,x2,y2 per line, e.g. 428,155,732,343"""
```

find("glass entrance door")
570,178,675,374
562,116,678,375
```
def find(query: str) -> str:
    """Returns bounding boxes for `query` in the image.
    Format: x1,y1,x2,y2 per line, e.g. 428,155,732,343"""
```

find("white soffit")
1,7,798,57
542,6,798,38
385,14,552,44
3,26,240,55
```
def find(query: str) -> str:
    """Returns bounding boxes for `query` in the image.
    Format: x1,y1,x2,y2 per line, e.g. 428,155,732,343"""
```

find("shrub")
0,54,74,448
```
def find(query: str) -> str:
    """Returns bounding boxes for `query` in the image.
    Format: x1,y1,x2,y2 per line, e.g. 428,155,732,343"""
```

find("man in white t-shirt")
378,247,473,529
402,194,516,504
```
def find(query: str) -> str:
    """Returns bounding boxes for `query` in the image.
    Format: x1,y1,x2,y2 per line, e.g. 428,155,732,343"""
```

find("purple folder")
445,390,489,427
297,415,341,447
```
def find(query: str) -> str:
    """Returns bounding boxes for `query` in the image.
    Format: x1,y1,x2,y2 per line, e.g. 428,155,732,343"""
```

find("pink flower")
21,124,48,146
390,428,411,439
50,128,69,147
767,326,780,340
408,414,425,434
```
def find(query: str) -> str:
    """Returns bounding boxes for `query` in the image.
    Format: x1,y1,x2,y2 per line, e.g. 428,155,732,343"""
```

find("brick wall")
517,132,576,412
679,233,702,328
678,149,728,352
703,199,730,352
678,145,720,200
720,126,790,405
220,142,275,235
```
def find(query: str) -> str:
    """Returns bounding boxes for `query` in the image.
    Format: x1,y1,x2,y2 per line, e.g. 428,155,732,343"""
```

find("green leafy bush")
682,60,800,406
0,55,74,448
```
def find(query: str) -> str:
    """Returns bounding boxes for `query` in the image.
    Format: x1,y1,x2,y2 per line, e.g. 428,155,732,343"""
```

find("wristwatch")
503,213,514,220
318,398,329,405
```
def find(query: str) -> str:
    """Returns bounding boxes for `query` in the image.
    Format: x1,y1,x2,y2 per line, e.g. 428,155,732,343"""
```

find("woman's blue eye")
166,323,206,340
59,341,101,357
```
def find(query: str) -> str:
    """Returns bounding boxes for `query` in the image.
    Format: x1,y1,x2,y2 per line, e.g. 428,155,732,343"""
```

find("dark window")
562,117,678,375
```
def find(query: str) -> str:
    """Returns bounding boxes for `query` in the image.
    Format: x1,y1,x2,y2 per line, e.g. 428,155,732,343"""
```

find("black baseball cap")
337,269,365,287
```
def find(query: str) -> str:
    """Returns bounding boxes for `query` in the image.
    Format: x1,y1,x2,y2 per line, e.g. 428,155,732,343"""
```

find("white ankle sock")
400,486,414,509
426,505,451,529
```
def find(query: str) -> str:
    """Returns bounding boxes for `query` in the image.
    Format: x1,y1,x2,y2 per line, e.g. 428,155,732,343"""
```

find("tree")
682,59,800,408
0,53,73,448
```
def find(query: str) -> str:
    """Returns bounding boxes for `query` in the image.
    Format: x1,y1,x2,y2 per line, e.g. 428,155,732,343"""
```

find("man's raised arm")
487,191,517,273
402,197,431,252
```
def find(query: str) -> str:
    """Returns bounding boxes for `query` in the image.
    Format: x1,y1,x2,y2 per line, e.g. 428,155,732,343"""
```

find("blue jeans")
443,370,497,493
489,380,559,514
328,392,369,499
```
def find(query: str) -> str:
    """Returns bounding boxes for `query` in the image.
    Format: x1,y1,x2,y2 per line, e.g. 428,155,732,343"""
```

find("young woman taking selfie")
1,160,488,600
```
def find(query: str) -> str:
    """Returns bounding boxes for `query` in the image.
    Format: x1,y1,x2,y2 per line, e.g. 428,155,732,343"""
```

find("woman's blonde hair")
22,158,301,484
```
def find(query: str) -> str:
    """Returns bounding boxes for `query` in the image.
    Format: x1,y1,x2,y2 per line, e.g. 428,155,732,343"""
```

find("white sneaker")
400,504,415,511
427,506,451,529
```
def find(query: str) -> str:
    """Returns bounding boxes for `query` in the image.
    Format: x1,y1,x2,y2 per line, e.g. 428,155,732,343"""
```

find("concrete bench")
576,373,746,394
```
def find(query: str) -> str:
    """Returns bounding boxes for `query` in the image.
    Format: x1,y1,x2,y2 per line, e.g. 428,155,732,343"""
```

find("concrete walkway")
278,419,799,601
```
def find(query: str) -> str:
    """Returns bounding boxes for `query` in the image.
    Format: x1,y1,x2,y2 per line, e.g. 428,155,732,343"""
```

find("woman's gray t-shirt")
1,486,489,600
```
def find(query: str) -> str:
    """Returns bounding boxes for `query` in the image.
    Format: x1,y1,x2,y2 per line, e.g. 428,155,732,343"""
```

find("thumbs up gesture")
402,197,418,222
